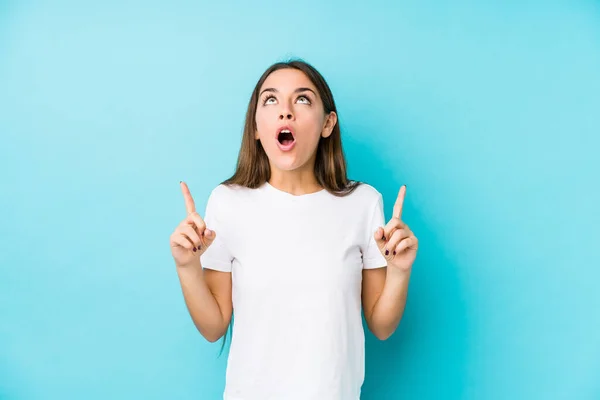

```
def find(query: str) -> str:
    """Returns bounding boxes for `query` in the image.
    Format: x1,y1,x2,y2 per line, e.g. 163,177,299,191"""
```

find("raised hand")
169,181,216,267
374,185,418,271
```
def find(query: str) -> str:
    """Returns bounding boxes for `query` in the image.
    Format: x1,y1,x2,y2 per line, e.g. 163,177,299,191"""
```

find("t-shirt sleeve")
200,187,233,272
362,192,388,270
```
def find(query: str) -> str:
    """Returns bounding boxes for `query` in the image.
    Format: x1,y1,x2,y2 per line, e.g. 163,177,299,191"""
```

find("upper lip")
276,126,295,141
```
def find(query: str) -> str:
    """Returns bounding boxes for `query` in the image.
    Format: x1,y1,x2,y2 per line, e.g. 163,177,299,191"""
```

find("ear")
321,111,337,138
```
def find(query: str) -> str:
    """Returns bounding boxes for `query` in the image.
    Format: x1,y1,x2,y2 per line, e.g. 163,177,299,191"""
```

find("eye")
263,95,277,105
296,95,311,105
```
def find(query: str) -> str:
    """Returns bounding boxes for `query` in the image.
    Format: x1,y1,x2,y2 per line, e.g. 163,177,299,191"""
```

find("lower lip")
276,140,296,152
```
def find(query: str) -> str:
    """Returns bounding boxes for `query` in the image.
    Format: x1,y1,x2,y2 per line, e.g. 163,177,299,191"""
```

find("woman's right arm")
176,263,232,343
171,181,232,343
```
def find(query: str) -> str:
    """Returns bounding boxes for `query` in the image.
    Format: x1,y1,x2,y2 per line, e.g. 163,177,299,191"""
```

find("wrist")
386,264,412,283
176,259,203,276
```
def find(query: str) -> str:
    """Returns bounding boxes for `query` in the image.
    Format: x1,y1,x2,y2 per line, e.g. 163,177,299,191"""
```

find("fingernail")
393,251,396,255
385,250,389,256
193,247,197,252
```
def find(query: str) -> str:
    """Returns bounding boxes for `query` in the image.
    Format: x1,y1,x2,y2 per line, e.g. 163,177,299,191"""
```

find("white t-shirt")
200,180,388,400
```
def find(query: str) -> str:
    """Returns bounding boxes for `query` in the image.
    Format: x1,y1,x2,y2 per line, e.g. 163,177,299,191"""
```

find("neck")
268,164,322,196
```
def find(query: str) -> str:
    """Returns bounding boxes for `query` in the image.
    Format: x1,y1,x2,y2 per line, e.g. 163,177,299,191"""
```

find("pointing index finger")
180,181,196,214
392,185,406,220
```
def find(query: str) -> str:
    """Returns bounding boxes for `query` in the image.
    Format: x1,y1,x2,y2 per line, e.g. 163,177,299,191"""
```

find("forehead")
259,68,317,93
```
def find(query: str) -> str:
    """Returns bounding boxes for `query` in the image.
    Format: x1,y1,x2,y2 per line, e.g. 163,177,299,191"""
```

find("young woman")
170,60,418,400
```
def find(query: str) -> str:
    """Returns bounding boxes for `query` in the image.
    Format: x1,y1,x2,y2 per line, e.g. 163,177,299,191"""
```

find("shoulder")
211,181,256,196
203,183,247,223
209,182,242,198
206,182,257,208
328,181,383,219
347,181,383,206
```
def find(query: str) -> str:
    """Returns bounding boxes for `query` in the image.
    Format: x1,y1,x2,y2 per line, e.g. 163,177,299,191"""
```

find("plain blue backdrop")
1,1,599,399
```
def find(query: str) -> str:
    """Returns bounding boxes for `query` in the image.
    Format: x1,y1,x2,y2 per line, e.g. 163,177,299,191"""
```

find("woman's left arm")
362,185,418,340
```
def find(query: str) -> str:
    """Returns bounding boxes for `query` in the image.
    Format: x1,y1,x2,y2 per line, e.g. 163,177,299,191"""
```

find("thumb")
202,228,217,247
374,227,386,249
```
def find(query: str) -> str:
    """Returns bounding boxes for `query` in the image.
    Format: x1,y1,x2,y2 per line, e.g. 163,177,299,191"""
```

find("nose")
278,102,294,120
279,111,293,120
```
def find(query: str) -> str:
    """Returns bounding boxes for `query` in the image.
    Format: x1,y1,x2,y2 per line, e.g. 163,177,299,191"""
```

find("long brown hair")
218,60,362,356
221,59,361,196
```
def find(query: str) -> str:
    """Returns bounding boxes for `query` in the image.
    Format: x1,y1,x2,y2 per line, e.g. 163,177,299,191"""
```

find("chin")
264,144,311,172
268,153,304,172
272,159,301,172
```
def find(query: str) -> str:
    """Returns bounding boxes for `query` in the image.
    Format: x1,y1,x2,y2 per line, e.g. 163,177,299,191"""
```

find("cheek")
255,112,273,138
298,111,325,136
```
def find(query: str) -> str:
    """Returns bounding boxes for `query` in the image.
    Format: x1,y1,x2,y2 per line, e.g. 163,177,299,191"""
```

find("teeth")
281,129,291,134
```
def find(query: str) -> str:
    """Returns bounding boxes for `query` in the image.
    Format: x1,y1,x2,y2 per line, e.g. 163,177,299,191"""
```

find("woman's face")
255,68,336,173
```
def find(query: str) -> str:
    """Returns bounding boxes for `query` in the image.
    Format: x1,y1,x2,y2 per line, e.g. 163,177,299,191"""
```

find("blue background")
1,1,599,399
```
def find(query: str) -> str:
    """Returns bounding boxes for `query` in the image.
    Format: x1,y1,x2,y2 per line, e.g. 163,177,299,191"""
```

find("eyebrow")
259,87,317,97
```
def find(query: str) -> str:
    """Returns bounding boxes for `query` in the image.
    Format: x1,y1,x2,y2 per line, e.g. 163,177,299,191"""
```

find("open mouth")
277,128,296,147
